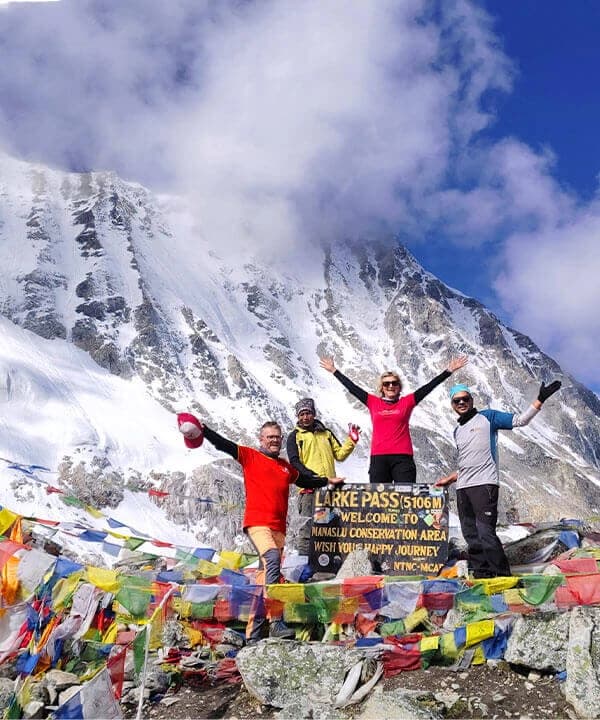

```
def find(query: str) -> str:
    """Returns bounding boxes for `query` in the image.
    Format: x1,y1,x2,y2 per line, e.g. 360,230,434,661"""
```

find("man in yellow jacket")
286,398,359,574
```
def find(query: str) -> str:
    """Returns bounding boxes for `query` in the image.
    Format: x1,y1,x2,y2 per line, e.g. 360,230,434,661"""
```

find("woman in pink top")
320,356,468,484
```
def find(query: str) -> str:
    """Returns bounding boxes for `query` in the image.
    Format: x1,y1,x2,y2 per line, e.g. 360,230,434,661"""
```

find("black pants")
369,454,416,484
457,484,511,578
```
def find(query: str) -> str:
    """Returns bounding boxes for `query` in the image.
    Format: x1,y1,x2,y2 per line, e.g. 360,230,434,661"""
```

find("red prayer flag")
565,573,600,606
45,486,64,495
107,646,127,699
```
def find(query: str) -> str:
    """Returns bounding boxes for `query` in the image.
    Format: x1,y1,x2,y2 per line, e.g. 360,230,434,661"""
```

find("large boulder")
504,612,569,671
354,686,441,719
565,606,600,718
236,639,371,715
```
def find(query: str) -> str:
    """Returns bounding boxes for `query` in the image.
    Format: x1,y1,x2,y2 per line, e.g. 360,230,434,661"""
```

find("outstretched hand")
327,477,345,490
320,357,336,374
538,380,562,403
447,355,469,373
348,423,361,443
435,473,457,487
177,412,205,449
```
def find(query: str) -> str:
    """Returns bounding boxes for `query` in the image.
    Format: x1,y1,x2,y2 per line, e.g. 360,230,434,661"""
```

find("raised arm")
320,357,368,405
414,355,468,405
330,425,359,461
512,380,561,427
202,425,239,460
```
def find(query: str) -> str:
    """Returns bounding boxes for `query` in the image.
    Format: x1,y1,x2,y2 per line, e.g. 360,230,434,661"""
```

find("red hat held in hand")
177,412,204,449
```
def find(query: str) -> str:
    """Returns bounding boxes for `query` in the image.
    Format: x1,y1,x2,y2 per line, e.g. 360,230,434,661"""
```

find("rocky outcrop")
236,640,374,715
565,607,600,718
504,612,570,671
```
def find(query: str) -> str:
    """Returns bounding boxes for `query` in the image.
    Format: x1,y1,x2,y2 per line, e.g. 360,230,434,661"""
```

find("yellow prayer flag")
420,635,440,652
266,583,306,604
52,572,84,609
439,632,459,659
217,551,242,570
404,607,429,632
85,505,105,519
503,588,525,606
0,507,18,535
471,644,486,665
197,559,221,577
86,566,120,593
149,608,165,650
17,676,34,708
103,623,118,644
465,620,495,647
474,577,519,595
183,625,204,647
172,598,192,618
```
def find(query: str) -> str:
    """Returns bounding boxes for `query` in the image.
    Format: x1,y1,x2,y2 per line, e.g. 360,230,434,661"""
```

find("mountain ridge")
0,153,598,547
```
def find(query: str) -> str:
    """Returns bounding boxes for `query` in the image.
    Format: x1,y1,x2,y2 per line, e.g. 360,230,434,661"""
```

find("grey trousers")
297,492,314,556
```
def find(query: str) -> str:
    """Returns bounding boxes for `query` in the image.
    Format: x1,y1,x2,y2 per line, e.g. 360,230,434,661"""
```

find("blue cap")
449,383,471,399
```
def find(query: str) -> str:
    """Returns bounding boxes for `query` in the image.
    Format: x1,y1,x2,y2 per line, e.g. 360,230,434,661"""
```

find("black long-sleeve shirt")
332,369,452,405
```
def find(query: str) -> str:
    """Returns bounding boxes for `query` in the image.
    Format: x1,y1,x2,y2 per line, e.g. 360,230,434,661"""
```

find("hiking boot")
269,620,295,639
246,618,268,645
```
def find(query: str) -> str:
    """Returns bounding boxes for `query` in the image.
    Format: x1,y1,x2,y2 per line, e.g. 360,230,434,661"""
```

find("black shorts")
368,454,417,484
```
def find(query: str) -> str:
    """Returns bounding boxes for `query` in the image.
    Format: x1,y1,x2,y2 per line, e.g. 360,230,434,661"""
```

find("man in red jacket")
178,413,343,643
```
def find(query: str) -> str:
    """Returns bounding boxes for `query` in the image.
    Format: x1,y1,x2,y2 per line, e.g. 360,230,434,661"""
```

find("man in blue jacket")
436,380,561,578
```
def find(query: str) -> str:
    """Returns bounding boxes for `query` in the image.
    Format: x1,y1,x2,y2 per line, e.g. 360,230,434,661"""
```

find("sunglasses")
452,396,472,405
382,380,400,387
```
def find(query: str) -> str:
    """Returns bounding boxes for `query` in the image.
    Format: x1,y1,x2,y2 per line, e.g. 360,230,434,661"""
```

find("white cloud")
0,0,512,256
495,204,600,385
0,0,598,385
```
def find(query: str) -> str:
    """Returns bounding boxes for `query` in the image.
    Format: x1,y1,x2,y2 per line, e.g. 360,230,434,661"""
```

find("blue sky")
0,0,598,393
414,0,600,307
408,0,600,394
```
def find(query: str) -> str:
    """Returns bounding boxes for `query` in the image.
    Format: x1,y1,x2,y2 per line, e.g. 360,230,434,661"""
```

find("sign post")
308,484,449,576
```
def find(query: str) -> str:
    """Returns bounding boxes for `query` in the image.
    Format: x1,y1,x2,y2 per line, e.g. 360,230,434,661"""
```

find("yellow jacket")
286,420,356,480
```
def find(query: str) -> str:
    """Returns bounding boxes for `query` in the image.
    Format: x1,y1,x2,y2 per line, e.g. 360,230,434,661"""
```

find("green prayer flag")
284,602,319,624
380,619,406,637
189,601,214,619
519,574,564,605
133,628,147,678
62,495,85,508
5,696,21,720
124,537,146,551
116,576,152,618
455,584,493,620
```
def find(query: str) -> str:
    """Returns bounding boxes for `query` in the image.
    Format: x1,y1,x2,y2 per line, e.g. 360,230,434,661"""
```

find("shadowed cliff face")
0,155,598,532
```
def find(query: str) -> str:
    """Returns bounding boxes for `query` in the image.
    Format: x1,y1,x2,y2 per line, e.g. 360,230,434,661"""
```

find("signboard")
308,484,449,576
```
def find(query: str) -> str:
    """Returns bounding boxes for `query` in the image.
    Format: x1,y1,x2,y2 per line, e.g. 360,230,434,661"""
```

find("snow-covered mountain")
0,153,599,549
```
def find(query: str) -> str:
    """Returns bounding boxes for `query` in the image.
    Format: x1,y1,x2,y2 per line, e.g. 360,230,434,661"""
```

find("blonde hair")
377,371,402,396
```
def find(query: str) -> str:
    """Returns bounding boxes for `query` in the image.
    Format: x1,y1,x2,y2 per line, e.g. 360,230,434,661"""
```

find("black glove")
538,380,561,403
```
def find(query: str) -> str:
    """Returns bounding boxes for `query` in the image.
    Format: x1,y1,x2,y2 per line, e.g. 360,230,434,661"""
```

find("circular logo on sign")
376,484,385,492
318,553,330,567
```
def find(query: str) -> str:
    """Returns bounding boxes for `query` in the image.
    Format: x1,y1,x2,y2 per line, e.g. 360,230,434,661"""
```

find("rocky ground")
126,661,576,719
